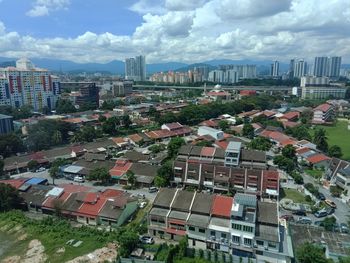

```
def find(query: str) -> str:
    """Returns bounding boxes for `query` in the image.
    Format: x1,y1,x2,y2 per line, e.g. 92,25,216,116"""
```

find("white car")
35,167,46,173
139,236,154,244
74,176,85,183
139,202,147,208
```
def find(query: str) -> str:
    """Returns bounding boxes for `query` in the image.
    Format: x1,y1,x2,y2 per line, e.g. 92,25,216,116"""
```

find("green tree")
122,115,132,129
282,145,296,159
49,165,59,185
126,170,136,187
300,110,314,124
168,137,185,158
56,99,76,114
154,161,174,187
0,159,4,178
218,120,230,131
0,133,25,157
248,136,272,151
313,128,329,152
52,130,63,145
0,183,23,212
27,160,39,171
242,123,254,139
195,140,213,147
296,242,330,263
149,144,166,154
116,229,139,257
88,167,110,184
328,145,343,158
322,216,337,231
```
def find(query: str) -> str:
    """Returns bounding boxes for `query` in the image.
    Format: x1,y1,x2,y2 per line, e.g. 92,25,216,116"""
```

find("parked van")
314,210,328,218
148,187,158,193
74,176,85,183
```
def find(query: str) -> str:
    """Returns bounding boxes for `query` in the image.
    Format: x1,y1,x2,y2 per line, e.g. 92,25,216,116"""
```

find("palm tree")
49,165,59,185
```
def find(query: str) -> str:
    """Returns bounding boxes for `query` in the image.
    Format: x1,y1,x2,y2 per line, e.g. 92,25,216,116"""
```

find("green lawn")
317,120,350,160
280,188,312,204
305,169,324,179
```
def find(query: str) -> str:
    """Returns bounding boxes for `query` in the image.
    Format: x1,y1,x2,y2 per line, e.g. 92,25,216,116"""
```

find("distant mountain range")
0,56,348,75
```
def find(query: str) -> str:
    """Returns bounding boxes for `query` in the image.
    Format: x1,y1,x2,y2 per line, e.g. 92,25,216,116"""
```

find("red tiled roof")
207,91,230,96
240,90,256,96
282,121,300,129
280,138,297,146
307,154,331,164
211,195,233,218
261,110,276,118
109,160,132,178
84,192,99,203
314,103,332,113
296,147,311,155
128,134,143,143
282,111,300,120
201,147,216,157
63,118,83,124
215,140,229,150
199,120,219,128
164,122,183,130
77,196,107,217
0,178,28,189
101,189,124,198
112,137,127,144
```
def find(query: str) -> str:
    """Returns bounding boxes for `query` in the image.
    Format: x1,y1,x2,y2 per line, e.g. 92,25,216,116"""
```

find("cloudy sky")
0,0,349,64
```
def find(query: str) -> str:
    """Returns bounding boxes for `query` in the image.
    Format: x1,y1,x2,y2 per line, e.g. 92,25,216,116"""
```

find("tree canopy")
313,128,329,152
328,145,343,158
296,242,331,263
248,136,272,151
168,137,186,159
0,133,25,158
0,183,23,212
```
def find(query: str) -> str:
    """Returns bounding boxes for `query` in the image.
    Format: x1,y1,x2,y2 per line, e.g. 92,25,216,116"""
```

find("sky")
0,0,349,64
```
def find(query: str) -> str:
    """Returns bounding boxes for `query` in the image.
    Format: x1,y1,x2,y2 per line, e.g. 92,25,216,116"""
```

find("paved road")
12,171,158,202
301,172,349,224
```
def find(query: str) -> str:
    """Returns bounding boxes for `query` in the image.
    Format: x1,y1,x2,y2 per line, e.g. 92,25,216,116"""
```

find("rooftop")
211,195,233,218
257,201,278,225
153,188,177,208
171,190,195,212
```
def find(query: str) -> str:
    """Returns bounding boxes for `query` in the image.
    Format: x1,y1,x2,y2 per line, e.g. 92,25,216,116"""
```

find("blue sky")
0,0,349,63
0,0,142,37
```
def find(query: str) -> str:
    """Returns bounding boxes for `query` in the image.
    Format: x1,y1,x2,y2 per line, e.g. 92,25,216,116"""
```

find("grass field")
280,188,313,205
319,120,350,160
305,169,324,179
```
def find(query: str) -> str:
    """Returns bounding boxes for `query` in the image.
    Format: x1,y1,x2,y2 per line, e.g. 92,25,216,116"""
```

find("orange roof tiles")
307,154,331,164
314,103,332,113
201,147,216,157
282,111,300,120
211,195,233,218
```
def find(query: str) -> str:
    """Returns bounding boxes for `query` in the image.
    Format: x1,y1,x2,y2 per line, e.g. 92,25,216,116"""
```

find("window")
199,228,205,233
268,242,277,249
189,226,195,231
210,231,215,237
232,235,240,244
256,240,264,246
243,225,253,233
244,238,252,247
221,233,227,239
232,223,242,230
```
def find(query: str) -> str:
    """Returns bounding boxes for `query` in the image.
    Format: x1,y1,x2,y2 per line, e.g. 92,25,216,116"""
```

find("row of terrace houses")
148,189,293,263
172,143,279,198
1,178,138,227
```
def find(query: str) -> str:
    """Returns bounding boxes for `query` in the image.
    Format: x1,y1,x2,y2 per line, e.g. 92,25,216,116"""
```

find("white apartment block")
0,58,60,111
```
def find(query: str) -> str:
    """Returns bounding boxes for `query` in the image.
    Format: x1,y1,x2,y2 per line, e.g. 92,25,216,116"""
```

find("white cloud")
26,0,70,17
1,0,350,63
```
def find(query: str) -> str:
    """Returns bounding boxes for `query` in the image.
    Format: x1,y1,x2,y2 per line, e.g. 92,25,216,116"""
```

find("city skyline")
0,0,349,64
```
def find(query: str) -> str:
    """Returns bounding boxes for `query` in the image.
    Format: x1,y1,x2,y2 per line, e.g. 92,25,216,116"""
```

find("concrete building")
148,189,293,262
225,141,241,167
314,57,329,77
293,60,307,78
271,61,279,77
328,56,342,79
0,58,60,110
300,77,346,99
113,81,133,97
125,55,146,81
198,126,224,140
0,114,14,135
218,65,257,80
312,103,335,124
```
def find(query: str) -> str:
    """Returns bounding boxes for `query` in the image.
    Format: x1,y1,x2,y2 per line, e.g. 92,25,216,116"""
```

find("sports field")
321,120,350,160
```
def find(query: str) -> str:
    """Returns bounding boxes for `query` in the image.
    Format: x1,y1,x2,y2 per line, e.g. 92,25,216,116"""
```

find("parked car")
148,187,158,193
139,202,147,209
139,235,154,244
35,167,46,173
317,193,326,201
314,210,328,218
314,221,323,226
73,176,85,183
293,210,306,216
340,223,349,233
280,215,294,222
325,199,337,208
297,217,312,224
326,207,335,215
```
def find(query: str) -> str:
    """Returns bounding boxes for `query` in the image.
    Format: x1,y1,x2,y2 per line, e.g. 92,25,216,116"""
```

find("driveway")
11,171,158,202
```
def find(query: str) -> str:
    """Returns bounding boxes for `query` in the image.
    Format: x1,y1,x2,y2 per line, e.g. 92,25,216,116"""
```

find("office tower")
271,61,279,77
218,65,257,79
125,55,146,81
293,60,307,78
76,83,99,108
0,58,60,111
194,66,209,81
113,81,133,97
328,56,341,78
289,59,295,79
0,114,14,135
313,57,329,77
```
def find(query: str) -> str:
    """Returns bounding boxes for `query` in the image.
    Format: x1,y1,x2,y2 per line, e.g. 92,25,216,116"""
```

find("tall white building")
125,55,146,81
271,61,279,77
218,65,257,79
314,57,329,77
293,59,307,78
0,58,60,111
328,56,342,78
